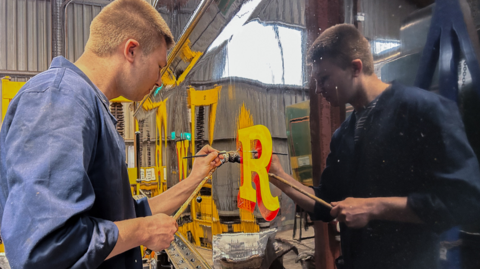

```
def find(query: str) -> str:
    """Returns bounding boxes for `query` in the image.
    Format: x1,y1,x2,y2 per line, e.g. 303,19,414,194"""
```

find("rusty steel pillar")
305,0,345,268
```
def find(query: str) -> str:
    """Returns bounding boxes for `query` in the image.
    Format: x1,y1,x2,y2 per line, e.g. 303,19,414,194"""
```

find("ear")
124,39,140,63
351,59,363,77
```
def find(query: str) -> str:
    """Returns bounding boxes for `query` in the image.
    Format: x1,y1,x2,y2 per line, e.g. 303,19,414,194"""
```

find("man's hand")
189,145,223,181
143,213,178,251
268,154,285,176
147,145,224,217
252,152,284,176
330,198,378,229
267,154,289,187
330,197,423,229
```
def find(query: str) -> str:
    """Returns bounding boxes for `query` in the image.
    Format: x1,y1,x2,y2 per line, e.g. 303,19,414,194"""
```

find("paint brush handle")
249,151,288,156
173,178,208,220
183,151,228,159
183,154,208,159
173,167,217,220
268,173,332,209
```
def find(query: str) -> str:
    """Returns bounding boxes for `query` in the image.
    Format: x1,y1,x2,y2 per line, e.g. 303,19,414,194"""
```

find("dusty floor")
194,220,315,269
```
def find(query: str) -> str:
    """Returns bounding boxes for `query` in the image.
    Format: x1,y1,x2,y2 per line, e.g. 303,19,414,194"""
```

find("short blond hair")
307,24,374,75
87,0,174,57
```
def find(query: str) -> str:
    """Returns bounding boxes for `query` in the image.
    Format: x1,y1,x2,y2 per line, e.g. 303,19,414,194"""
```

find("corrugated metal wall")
361,0,417,40
157,0,201,41
249,0,306,27
0,0,110,80
0,0,52,75
343,0,418,40
65,3,103,62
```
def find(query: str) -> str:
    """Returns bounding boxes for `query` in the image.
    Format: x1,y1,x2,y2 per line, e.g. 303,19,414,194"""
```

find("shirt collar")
50,56,117,124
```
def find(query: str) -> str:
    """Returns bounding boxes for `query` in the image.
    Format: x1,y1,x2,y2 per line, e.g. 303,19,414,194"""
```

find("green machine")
285,101,313,187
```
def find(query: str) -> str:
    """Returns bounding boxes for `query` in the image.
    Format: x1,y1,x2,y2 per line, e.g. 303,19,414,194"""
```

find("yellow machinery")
176,100,262,249
178,183,260,248
155,99,169,192
1,77,160,197
158,39,203,87
175,138,190,182
187,85,221,155
1,77,23,123
0,77,24,252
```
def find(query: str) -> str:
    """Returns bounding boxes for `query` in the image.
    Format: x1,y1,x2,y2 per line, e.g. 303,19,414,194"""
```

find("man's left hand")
330,197,378,229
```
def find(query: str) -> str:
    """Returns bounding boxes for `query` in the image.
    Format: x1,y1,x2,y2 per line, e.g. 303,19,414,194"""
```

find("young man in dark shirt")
268,24,480,268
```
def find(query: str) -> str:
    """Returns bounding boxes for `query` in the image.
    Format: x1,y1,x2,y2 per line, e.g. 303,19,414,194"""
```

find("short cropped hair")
87,0,175,57
307,24,374,75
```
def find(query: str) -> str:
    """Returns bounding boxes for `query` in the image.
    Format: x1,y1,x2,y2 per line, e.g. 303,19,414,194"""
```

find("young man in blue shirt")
0,0,222,268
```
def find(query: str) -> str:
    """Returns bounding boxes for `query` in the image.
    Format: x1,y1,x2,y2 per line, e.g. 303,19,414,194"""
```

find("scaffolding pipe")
63,0,76,58
51,0,65,58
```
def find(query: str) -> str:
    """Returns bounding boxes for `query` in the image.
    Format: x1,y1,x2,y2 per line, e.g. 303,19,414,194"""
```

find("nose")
314,79,320,94
314,79,323,95
155,72,163,87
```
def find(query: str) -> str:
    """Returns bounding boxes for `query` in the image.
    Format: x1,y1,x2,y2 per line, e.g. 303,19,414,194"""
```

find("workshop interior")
1,0,480,268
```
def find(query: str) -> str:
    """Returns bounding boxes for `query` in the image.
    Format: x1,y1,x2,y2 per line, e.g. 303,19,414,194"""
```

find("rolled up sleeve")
1,89,118,269
307,137,341,223
407,97,480,233
309,185,335,222
134,197,152,217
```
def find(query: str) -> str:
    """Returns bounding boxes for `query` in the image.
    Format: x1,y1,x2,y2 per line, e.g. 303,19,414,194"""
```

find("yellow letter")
238,125,280,212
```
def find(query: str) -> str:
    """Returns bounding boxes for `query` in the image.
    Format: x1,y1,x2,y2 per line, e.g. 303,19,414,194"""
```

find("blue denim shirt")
0,57,151,269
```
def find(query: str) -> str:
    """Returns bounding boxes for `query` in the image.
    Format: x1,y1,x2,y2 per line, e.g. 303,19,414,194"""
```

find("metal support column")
305,0,345,268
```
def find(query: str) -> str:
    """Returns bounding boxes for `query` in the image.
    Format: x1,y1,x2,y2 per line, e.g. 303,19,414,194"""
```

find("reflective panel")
134,0,307,237
134,1,480,266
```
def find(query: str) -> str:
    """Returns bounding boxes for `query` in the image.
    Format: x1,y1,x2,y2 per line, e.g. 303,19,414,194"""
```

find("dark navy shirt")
0,57,151,269
309,82,480,269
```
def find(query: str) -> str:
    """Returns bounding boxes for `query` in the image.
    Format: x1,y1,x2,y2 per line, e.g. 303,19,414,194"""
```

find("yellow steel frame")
176,140,190,182
155,98,169,193
109,96,169,196
187,86,221,155
177,40,203,85
110,96,131,103
136,39,202,96
1,77,24,122
178,183,260,249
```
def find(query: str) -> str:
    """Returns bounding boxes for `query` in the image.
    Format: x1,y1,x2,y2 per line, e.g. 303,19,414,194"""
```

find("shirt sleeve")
1,89,118,269
407,96,480,233
307,132,342,223
134,196,152,217
309,185,335,222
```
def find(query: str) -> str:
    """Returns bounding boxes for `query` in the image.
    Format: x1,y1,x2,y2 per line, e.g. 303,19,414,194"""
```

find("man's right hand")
189,145,223,181
143,213,178,251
